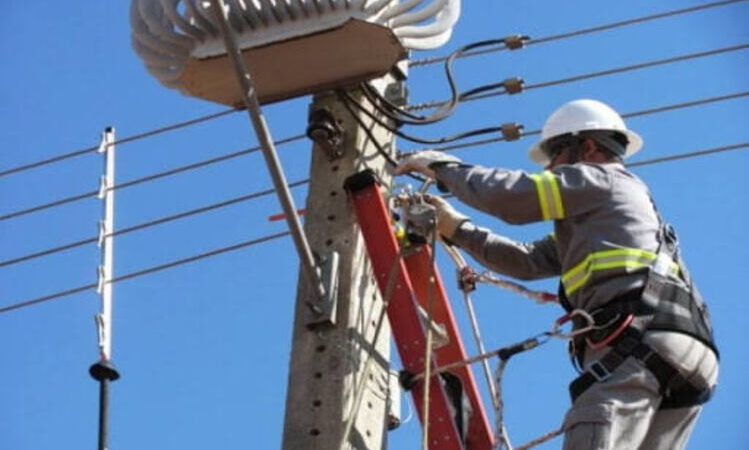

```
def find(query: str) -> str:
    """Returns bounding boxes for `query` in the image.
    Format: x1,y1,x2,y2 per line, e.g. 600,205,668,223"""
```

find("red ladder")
345,170,494,450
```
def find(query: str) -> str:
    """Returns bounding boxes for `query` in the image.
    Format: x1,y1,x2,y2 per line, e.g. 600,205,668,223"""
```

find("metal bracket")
307,107,346,160
305,251,340,328
384,81,409,107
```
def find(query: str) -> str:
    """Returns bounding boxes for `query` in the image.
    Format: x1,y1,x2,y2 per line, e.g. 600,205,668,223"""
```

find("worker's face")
544,139,601,170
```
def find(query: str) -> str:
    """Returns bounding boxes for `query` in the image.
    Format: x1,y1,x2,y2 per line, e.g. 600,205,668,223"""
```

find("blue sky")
1,1,747,449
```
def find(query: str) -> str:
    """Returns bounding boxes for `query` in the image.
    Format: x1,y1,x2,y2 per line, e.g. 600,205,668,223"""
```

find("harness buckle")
589,361,612,382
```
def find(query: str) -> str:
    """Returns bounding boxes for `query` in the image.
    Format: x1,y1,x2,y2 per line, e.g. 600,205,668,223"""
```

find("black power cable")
0,135,306,223
0,231,291,314
340,91,510,146
407,43,749,111
0,179,310,268
363,38,526,126
415,91,749,153
0,108,239,179
336,91,427,184
409,0,748,67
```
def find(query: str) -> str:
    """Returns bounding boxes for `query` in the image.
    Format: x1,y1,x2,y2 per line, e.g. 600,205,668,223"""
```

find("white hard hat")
529,99,643,165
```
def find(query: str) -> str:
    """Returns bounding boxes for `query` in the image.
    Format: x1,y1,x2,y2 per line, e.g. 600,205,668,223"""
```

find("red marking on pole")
268,209,306,222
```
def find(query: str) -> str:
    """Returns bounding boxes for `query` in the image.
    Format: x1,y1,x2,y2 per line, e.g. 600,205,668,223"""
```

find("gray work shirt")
434,162,676,312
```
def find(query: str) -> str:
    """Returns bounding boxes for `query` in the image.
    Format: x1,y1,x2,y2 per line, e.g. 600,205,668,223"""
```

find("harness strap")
569,327,713,409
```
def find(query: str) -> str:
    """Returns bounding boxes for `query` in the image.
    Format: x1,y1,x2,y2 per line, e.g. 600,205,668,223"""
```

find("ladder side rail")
405,249,495,450
346,172,465,450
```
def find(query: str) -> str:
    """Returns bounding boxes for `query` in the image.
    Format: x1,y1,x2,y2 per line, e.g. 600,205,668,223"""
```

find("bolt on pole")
209,0,327,311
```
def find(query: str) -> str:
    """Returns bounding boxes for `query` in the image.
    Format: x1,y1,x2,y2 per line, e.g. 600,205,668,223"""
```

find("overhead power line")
409,90,748,153
3,1,744,180
0,135,305,222
0,179,309,268
2,89,745,269
407,43,749,111
627,142,748,167
0,108,239,179
410,0,748,67
4,89,745,226
0,231,291,315
1,140,745,315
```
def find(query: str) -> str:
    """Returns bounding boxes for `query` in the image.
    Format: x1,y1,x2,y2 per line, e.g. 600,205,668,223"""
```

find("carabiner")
550,309,596,339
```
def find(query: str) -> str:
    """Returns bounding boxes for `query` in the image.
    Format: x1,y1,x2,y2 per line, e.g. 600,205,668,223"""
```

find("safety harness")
559,223,718,409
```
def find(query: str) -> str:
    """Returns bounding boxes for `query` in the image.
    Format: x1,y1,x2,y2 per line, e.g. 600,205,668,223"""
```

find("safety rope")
442,242,514,449
337,246,410,450
421,229,439,450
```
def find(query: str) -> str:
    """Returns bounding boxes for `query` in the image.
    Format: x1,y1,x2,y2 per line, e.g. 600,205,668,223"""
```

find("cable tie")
503,34,529,50
97,220,106,247
97,175,108,199
502,77,525,95
97,133,108,154
500,123,524,141
95,313,106,348
96,265,106,295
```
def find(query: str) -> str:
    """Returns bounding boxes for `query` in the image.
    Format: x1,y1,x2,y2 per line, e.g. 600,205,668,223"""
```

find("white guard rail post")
89,127,121,450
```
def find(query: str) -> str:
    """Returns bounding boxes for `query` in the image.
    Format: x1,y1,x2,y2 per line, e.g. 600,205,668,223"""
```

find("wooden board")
180,19,407,106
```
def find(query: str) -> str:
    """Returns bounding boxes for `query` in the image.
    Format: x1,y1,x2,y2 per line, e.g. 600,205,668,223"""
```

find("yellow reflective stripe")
562,248,661,295
545,171,565,219
530,171,565,221
529,173,551,220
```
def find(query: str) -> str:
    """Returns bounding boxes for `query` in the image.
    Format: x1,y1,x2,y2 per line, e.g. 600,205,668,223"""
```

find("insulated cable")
341,90,511,145
361,38,523,126
0,231,291,314
0,135,305,222
0,108,239,179
407,43,749,111
409,0,748,67
404,91,749,153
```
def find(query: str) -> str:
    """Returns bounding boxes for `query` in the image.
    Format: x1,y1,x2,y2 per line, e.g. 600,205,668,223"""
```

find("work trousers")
562,331,718,450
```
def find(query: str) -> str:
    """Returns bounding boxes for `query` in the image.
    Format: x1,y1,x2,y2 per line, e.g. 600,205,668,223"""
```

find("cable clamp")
502,77,525,95
500,123,524,141
457,266,477,293
503,34,530,50
96,265,106,295
97,175,109,199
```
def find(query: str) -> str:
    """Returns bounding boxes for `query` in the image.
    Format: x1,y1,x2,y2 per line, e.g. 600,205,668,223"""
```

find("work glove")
395,150,461,179
422,194,469,240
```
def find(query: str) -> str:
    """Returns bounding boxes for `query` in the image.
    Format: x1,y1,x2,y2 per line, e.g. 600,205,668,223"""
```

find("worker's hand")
395,150,461,178
422,194,469,239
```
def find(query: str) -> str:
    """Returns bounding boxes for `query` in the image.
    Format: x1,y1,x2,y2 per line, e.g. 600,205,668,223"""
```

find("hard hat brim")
529,129,643,165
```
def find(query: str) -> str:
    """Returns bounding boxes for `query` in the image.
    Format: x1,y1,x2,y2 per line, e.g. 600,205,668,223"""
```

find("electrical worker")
395,99,719,450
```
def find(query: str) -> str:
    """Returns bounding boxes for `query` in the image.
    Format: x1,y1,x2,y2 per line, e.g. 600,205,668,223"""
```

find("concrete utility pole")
282,80,403,450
